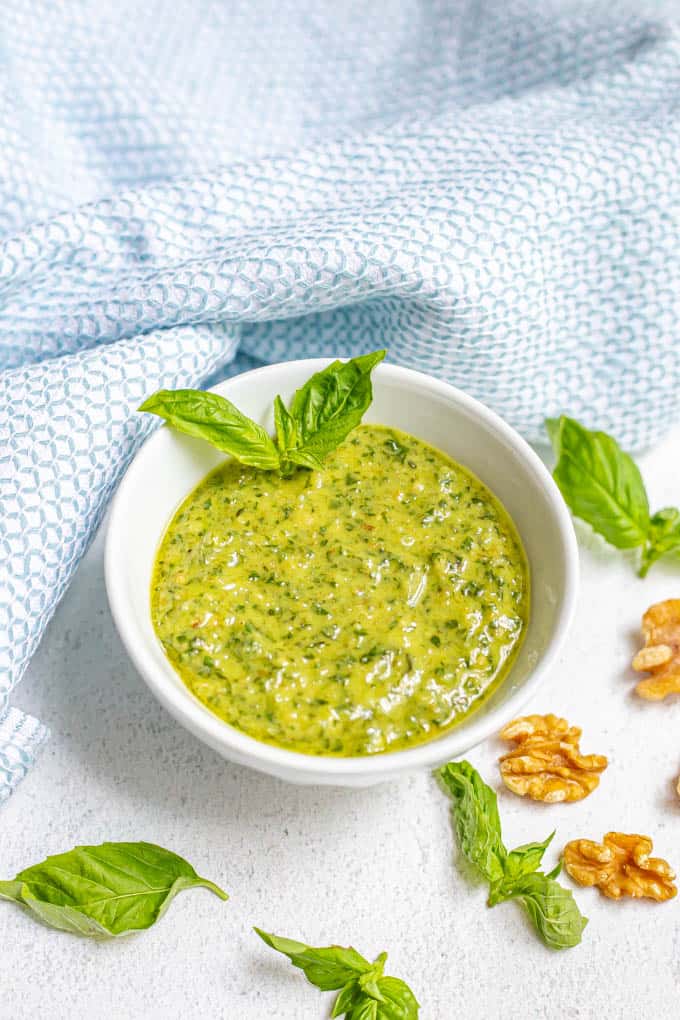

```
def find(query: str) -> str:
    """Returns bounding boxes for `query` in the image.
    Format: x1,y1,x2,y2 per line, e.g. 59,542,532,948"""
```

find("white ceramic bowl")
106,359,578,786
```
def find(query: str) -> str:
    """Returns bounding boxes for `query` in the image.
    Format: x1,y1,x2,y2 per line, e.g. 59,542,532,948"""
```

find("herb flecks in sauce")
152,425,529,756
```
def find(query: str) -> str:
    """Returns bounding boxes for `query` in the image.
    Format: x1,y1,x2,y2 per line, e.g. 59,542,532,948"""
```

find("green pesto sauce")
151,424,529,757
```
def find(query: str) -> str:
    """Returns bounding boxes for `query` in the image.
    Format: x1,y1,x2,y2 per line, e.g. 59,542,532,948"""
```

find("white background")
3,428,680,1020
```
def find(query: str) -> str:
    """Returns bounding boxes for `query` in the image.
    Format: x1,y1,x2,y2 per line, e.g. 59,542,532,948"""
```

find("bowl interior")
106,360,576,782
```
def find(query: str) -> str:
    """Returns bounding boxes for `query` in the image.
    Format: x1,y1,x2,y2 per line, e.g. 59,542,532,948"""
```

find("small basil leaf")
288,445,326,471
358,952,387,1001
0,842,227,938
504,833,554,882
273,394,298,457
549,416,650,549
139,389,280,470
437,760,506,885
372,976,420,1019
640,507,680,577
287,350,386,465
650,507,680,546
488,833,555,905
359,976,385,1003
506,872,588,950
332,981,363,1018
348,999,378,1020
254,929,371,990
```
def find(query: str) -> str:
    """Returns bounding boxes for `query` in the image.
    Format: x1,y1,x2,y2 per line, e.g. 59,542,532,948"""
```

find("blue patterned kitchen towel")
2,0,679,801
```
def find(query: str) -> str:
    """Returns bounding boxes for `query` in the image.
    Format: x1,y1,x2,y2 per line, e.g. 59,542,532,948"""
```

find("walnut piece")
498,713,608,803
632,598,680,700
564,832,677,902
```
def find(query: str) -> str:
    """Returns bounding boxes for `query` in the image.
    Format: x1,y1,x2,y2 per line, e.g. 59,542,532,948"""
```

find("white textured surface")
3,428,680,1020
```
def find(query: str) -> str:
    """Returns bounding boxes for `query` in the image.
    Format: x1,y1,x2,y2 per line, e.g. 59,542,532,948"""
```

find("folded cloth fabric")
2,0,679,801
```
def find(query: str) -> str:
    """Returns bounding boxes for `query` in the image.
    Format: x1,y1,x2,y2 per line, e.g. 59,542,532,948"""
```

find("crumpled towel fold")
1,0,679,801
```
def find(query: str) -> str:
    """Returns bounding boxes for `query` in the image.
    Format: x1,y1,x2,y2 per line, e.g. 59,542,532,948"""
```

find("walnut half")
564,832,677,902
498,714,608,803
632,598,680,700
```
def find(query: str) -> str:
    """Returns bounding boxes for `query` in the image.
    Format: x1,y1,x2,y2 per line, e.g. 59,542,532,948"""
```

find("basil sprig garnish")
438,762,587,950
140,350,386,475
0,841,227,938
547,415,680,577
254,928,420,1018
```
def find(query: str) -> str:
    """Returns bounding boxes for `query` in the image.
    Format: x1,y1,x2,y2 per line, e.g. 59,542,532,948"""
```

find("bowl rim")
105,358,579,780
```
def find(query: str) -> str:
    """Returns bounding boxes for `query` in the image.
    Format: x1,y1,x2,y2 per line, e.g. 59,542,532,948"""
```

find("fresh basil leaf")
286,350,386,467
290,351,386,435
348,1000,379,1020
254,929,371,990
650,507,680,546
548,416,680,576
288,445,327,470
488,833,555,905
0,842,227,938
371,976,420,1019
344,978,419,1020
256,931,419,1018
503,833,554,883
640,507,680,577
358,953,387,1001
504,871,588,950
273,394,298,462
549,416,650,549
332,981,364,1018
139,389,280,470
438,762,586,951
437,760,506,885
360,978,385,1003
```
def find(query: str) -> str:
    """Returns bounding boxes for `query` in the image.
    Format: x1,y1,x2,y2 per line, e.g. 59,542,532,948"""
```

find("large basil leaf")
283,350,386,468
547,415,650,549
0,842,227,938
505,871,588,950
437,760,506,885
139,389,281,470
